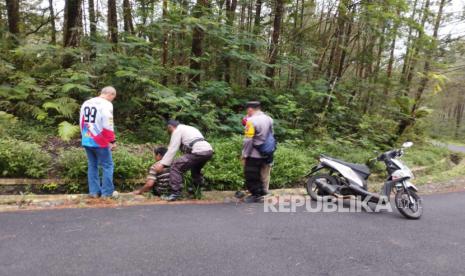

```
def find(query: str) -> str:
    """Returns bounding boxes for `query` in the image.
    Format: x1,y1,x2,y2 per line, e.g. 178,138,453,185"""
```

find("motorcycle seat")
321,155,371,176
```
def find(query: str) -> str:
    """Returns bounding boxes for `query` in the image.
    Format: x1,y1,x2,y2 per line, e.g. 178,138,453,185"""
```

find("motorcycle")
305,142,423,219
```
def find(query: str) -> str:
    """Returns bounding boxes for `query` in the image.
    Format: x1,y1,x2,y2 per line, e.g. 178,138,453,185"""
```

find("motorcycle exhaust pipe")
315,179,338,195
348,184,380,203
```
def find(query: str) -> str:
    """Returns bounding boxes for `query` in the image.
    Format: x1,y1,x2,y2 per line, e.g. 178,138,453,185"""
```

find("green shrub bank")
0,138,52,178
0,136,457,194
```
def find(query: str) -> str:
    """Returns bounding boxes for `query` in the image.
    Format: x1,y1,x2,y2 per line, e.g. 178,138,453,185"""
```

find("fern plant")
58,121,80,141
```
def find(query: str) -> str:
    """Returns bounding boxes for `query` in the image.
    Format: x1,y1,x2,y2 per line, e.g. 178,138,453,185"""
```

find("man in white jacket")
79,86,117,198
154,120,213,201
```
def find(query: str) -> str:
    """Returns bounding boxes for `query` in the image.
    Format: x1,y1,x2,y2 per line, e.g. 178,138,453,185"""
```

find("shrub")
113,146,152,179
203,137,244,190
0,138,52,178
57,148,87,179
270,143,315,188
58,145,153,180
203,137,315,190
403,143,449,167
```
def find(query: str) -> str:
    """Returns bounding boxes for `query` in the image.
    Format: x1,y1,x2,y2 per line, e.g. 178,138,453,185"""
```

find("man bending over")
154,120,214,201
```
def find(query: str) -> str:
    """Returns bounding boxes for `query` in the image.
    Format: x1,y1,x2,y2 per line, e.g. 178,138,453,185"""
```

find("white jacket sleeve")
100,102,116,143
160,129,182,166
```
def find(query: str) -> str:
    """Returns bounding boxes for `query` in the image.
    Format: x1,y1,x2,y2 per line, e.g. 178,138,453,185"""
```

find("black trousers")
170,151,213,192
244,158,266,197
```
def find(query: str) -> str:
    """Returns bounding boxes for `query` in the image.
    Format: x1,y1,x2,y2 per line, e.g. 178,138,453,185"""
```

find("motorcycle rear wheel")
306,174,338,201
395,188,423,219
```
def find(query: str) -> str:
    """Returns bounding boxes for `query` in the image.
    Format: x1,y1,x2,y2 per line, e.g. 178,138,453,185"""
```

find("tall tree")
48,0,56,44
265,0,284,87
175,0,189,85
161,0,168,85
123,0,135,34
384,6,402,96
397,0,446,137
222,0,237,83
412,0,446,109
5,0,19,34
108,0,118,43
63,0,82,47
403,0,430,94
245,0,262,87
88,0,97,39
189,0,209,86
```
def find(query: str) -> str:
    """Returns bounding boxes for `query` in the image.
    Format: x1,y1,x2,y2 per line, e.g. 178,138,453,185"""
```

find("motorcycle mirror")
402,141,413,148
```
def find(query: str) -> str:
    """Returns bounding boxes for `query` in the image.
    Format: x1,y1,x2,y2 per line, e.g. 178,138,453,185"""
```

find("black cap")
245,101,261,109
166,119,180,127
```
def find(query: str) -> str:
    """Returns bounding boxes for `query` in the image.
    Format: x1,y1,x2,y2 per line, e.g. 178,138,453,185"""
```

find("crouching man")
154,120,214,201
132,147,170,196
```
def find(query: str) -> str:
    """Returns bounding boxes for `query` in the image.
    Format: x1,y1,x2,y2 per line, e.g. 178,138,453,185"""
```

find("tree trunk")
88,0,96,39
48,0,56,44
455,102,464,138
336,1,353,80
5,0,20,34
123,0,135,34
222,0,237,83
384,8,400,96
400,0,419,88
63,0,82,47
245,0,262,87
63,0,82,68
189,0,209,87
176,0,188,85
397,0,445,138
265,0,284,87
411,0,446,111
161,0,168,85
107,0,118,43
404,0,430,94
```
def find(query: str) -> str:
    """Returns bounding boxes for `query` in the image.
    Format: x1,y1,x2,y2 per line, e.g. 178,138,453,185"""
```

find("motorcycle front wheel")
395,188,423,219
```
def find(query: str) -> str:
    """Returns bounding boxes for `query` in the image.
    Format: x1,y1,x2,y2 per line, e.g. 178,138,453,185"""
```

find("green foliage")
40,182,59,192
112,146,153,179
403,143,450,167
1,120,52,144
270,143,315,189
0,0,459,193
0,111,17,136
204,137,314,190
0,138,51,178
57,145,153,180
58,121,80,141
57,148,87,179
203,137,243,190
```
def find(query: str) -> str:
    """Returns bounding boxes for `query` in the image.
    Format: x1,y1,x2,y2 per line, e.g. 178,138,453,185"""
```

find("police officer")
154,120,214,201
242,101,274,203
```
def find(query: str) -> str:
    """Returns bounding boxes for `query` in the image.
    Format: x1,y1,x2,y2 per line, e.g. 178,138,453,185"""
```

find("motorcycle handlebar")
376,149,403,161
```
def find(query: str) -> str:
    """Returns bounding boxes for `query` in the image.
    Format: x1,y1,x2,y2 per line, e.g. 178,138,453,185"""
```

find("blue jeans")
84,147,114,197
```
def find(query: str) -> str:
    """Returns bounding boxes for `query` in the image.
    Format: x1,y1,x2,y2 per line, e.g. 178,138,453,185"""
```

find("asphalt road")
431,140,465,153
1,192,465,276
446,144,465,153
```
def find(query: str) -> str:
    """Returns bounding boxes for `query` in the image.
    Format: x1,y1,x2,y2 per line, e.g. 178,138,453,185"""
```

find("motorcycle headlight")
392,169,414,180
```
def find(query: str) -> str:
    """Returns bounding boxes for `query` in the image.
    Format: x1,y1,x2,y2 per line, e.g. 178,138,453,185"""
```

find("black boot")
244,194,264,203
